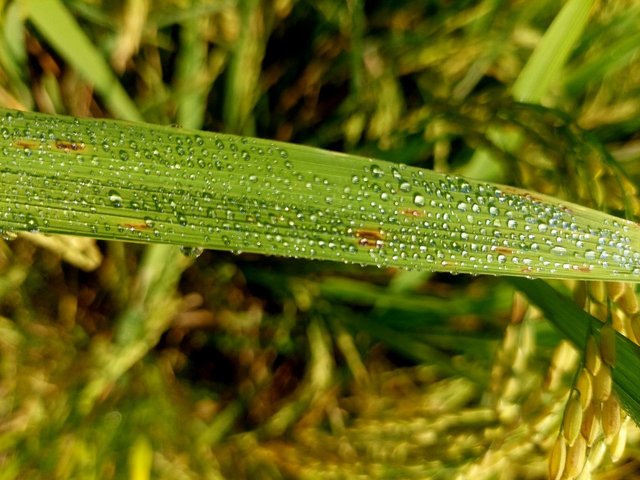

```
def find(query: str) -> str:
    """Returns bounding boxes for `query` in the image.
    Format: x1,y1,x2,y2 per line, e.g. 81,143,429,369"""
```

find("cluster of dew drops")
1,108,639,276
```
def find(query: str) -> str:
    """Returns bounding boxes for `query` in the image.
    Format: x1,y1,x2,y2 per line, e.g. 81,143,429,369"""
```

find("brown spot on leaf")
121,222,151,231
493,246,513,255
400,209,423,217
355,228,384,248
13,139,38,149
54,140,85,152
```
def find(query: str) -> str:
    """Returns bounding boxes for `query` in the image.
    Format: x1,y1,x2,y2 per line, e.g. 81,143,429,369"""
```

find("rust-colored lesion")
493,246,514,255
355,228,385,248
576,264,592,273
120,222,152,231
13,139,39,149
400,208,423,217
54,140,86,152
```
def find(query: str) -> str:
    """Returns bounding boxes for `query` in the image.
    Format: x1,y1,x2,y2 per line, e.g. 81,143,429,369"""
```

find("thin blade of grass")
564,31,640,95
2,108,640,282
512,0,594,103
511,277,640,425
463,0,594,180
26,0,142,121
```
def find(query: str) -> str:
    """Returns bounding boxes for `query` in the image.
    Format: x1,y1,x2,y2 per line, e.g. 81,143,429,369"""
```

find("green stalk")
2,107,640,282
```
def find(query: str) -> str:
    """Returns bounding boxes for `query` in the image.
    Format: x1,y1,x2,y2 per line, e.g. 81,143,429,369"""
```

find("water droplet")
457,202,467,212
371,165,384,178
551,246,567,256
108,190,123,208
413,194,425,207
179,246,204,258
25,214,39,232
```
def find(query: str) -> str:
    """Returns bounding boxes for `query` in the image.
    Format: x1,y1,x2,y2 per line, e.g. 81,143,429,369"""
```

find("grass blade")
26,0,142,121
512,0,594,102
464,0,594,180
511,277,640,425
2,107,640,282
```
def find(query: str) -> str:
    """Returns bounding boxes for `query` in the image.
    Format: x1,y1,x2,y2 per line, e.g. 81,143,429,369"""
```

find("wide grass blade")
2,108,640,282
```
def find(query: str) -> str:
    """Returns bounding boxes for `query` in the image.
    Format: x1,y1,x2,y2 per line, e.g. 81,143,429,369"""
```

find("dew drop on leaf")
25,214,39,232
179,246,204,258
108,190,123,208
371,165,384,178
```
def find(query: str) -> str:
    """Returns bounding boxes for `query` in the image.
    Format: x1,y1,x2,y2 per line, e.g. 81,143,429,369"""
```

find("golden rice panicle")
601,393,622,444
588,439,607,470
545,341,579,391
548,435,566,480
562,393,583,447
588,281,607,305
606,282,625,302
611,307,627,337
564,434,587,479
609,418,628,462
592,363,612,403
585,336,601,377
589,300,608,323
580,403,601,447
575,368,592,411
630,313,640,345
575,460,594,480
625,313,640,344
618,284,639,316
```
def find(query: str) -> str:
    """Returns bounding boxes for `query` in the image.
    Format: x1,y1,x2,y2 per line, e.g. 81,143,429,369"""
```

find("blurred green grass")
1,0,640,478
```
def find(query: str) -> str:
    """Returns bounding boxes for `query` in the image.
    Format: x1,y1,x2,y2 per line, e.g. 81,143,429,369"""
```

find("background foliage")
1,0,640,478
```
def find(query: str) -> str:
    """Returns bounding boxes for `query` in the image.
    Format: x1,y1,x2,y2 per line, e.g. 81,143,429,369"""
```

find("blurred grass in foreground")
1,0,640,478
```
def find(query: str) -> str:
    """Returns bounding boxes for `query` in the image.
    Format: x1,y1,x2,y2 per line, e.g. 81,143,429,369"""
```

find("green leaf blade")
2,107,640,282
26,0,142,122
512,278,640,425
512,0,595,103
